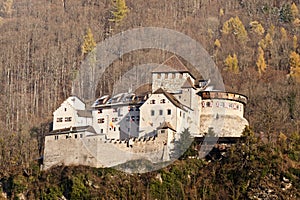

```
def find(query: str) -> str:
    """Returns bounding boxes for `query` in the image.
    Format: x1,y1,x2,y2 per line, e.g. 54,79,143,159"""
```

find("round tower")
198,91,248,137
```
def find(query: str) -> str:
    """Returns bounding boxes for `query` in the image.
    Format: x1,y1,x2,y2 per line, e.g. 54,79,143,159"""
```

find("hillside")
0,0,299,199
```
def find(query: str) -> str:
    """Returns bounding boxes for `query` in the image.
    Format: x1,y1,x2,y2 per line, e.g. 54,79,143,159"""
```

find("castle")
43,56,248,171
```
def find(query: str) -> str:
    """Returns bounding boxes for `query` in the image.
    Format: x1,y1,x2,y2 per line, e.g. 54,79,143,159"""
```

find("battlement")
198,91,247,105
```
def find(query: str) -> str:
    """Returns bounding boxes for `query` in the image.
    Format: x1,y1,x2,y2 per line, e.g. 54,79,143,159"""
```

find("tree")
171,129,196,160
293,35,298,50
224,53,239,74
291,2,299,19
256,47,267,75
289,51,300,82
249,21,265,36
258,33,273,50
214,39,221,49
81,28,96,55
109,0,129,24
279,4,293,23
0,0,13,18
222,16,248,44
280,27,288,41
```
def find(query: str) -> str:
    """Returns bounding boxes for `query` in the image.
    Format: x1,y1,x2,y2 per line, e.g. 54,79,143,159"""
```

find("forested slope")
0,0,299,199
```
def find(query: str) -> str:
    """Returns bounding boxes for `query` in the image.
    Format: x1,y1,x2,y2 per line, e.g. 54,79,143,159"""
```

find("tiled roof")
153,88,184,109
181,77,195,89
48,125,96,135
157,121,176,132
152,55,190,73
77,110,93,118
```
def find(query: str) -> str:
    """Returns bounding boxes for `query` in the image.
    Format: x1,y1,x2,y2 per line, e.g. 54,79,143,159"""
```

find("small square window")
65,117,72,122
159,110,163,115
113,108,118,112
56,117,63,122
131,116,135,121
98,109,103,114
126,116,130,121
167,109,171,115
160,99,166,104
150,100,155,104
151,110,155,116
98,118,105,123
136,116,140,121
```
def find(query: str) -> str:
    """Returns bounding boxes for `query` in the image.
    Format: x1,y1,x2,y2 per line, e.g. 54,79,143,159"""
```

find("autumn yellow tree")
222,16,248,44
249,21,265,36
214,39,221,48
81,28,96,55
256,47,267,75
289,51,300,82
110,0,129,24
280,27,288,41
293,35,298,50
0,0,13,17
291,2,299,19
258,33,273,50
224,53,239,74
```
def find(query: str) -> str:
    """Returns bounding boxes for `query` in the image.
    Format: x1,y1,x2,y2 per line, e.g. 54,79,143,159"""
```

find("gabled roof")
77,110,93,118
181,77,196,89
153,88,184,110
152,55,190,73
157,121,176,132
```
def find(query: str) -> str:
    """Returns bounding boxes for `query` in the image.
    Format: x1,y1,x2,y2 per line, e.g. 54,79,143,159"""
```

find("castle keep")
43,56,248,170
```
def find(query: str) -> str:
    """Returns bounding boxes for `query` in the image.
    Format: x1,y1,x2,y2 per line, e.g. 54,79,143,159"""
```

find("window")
165,73,168,78
167,109,171,115
150,100,156,104
100,129,103,134
135,107,140,111
160,130,165,134
136,116,140,121
159,110,163,115
98,109,103,114
75,134,78,139
180,111,182,117
131,116,135,121
172,73,176,79
206,102,211,107
114,127,116,131
113,108,118,112
220,102,225,107
98,118,105,123
151,110,155,116
80,134,83,138
56,117,63,122
160,99,166,104
157,73,161,79
65,117,72,122
183,113,185,118
129,107,134,111
64,108,67,112
126,116,130,121
112,117,118,122
54,135,59,140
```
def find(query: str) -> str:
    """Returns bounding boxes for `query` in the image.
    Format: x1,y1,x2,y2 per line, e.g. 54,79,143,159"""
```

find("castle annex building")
43,56,249,170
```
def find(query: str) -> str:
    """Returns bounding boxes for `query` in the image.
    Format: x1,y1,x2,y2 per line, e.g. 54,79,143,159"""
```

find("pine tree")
256,47,267,75
289,51,300,82
81,28,96,55
109,0,129,24
224,53,239,74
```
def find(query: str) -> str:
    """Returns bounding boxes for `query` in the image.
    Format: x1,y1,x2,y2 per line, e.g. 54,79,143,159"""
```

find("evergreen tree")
171,129,196,160
109,0,129,24
81,28,96,55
